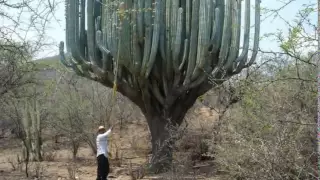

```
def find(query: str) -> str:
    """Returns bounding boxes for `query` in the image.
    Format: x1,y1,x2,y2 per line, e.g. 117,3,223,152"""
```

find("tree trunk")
143,83,211,173
110,74,213,173
146,114,176,173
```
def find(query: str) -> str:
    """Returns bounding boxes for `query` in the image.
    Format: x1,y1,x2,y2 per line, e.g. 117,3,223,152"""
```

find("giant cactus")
60,0,260,172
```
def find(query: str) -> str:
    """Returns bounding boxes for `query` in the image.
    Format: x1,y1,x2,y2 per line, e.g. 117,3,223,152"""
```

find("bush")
212,66,317,179
176,130,212,162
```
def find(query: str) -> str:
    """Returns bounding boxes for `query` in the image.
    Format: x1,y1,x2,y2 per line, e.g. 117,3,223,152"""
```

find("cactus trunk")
60,0,261,172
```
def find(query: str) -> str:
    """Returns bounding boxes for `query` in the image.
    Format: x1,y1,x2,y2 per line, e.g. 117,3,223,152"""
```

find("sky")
3,0,317,59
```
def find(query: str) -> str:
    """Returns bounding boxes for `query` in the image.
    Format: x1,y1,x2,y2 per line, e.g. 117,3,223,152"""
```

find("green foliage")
280,26,302,53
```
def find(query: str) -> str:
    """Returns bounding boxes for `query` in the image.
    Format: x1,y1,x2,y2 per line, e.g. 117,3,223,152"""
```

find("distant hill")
34,55,61,69
33,55,67,80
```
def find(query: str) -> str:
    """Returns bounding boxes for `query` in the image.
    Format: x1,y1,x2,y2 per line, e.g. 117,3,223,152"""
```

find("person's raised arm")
99,126,113,138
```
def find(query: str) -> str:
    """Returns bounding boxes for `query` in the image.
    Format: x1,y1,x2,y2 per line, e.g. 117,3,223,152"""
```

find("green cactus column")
21,99,42,162
60,0,261,172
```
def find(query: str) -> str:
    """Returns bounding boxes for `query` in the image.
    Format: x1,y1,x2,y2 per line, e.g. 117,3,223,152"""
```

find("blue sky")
34,0,317,58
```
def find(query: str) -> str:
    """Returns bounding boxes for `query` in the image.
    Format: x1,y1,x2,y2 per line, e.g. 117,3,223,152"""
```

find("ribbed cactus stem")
21,99,42,162
131,0,142,75
216,0,232,71
235,0,251,71
172,7,183,73
145,0,161,78
248,0,261,66
183,0,200,86
87,0,96,65
225,0,241,71
165,1,173,79
96,17,111,56
192,0,212,80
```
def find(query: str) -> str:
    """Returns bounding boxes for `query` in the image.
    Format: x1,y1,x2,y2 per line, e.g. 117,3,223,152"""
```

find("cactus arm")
171,0,179,51
65,0,70,51
66,0,97,75
172,7,183,73
185,0,191,39
118,1,132,69
151,79,165,105
158,0,166,81
161,0,169,96
210,7,222,56
165,0,172,79
132,0,142,75
191,0,212,80
101,0,109,71
105,0,113,58
160,12,168,96
211,0,225,53
183,0,200,86
59,41,72,68
140,0,153,77
172,7,183,88
234,0,251,73
159,25,166,61
179,39,189,71
217,0,232,69
96,17,111,56
225,0,242,71
59,41,87,76
80,0,86,57
110,12,117,57
145,0,161,78
247,0,261,66
87,0,97,65
67,0,83,63
137,0,144,44
96,30,111,72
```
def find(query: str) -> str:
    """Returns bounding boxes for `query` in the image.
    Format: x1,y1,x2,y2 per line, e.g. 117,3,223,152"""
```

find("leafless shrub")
42,150,57,162
7,154,23,171
210,59,317,179
110,139,123,167
176,129,212,162
31,162,45,179
128,134,150,156
128,161,146,180
66,162,80,180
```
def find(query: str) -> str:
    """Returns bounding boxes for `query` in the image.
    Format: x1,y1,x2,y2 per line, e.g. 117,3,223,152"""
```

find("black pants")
96,154,109,180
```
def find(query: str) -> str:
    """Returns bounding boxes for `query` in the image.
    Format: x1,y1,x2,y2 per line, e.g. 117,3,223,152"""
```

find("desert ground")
0,105,223,180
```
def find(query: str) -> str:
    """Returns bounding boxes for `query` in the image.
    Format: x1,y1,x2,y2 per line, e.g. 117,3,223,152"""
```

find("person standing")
96,125,112,180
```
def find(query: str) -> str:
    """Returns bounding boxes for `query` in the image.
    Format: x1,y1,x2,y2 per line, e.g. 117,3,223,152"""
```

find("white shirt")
96,128,111,157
